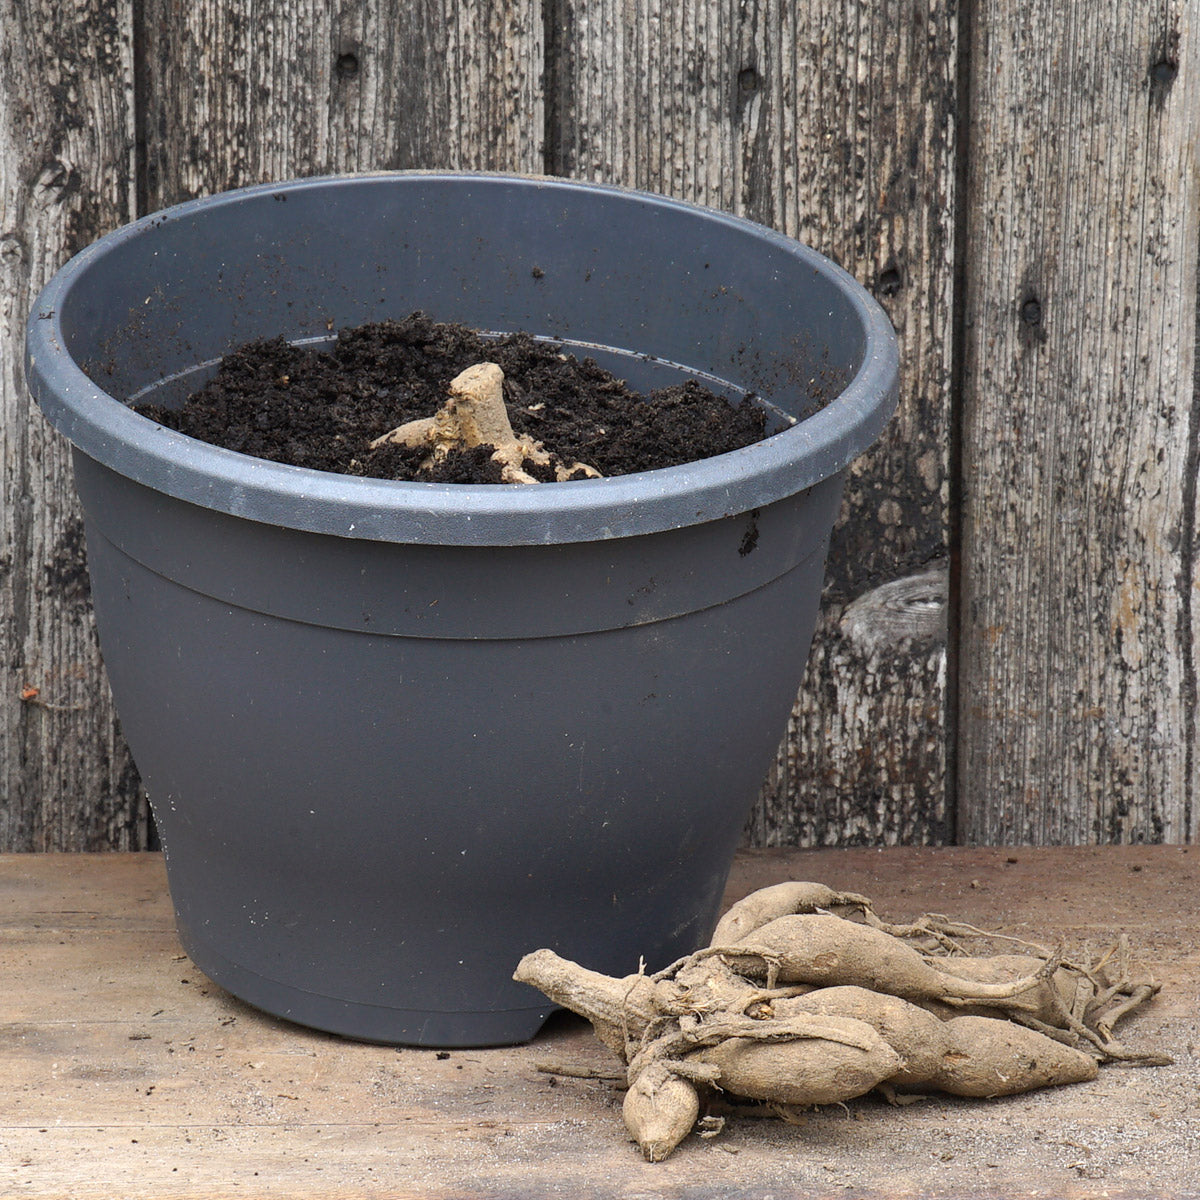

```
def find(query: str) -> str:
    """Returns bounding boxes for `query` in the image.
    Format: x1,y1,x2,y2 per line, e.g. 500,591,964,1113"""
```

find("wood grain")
549,0,957,844
958,1,1200,843
0,0,146,850
139,0,543,210
3,850,1196,1197
0,0,541,850
748,567,950,846
4,0,1200,851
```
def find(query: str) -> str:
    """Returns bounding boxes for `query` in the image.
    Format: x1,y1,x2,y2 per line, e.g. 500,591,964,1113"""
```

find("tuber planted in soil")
370,361,603,484
135,313,772,483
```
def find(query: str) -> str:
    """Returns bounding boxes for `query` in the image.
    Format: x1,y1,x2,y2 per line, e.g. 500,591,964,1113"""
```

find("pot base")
177,922,557,1048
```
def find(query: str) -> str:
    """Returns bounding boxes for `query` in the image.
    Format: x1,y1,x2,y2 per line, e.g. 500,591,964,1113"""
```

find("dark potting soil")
132,313,771,483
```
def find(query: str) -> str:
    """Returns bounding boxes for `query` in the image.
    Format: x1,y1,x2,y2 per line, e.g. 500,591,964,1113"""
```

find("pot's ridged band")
75,454,842,640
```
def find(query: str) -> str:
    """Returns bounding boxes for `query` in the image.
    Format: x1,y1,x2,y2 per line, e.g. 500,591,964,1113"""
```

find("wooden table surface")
3,847,1198,1199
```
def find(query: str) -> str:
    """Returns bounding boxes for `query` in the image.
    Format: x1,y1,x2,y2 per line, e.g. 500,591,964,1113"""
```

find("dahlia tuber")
685,1012,903,1106
772,986,1098,1097
513,948,657,1057
721,913,1048,1005
708,881,872,947
622,1062,701,1162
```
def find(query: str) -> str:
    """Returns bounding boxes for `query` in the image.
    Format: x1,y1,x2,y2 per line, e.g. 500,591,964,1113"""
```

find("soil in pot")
132,312,774,484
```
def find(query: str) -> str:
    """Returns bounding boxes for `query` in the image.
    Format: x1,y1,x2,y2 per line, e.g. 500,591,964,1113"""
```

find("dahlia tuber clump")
513,881,1167,1162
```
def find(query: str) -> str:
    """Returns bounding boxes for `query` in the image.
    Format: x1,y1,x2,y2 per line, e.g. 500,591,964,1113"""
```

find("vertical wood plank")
21,0,539,849
140,0,543,211
959,1,1200,842
552,0,957,845
0,0,145,849
746,0,956,847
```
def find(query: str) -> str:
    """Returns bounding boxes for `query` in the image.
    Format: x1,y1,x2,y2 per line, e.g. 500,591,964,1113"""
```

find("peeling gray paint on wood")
958,0,1200,844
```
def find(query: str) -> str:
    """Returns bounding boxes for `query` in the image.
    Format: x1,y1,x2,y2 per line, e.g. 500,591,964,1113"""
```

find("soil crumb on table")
133,312,770,483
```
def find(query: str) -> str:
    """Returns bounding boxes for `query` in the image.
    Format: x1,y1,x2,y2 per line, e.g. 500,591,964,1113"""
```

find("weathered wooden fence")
1,0,1196,851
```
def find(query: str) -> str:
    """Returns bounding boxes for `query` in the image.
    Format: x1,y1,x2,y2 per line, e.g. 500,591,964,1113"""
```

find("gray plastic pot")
26,172,897,1047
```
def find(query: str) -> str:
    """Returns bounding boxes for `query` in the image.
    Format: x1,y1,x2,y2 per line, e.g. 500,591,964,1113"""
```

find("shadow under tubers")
513,881,1169,1163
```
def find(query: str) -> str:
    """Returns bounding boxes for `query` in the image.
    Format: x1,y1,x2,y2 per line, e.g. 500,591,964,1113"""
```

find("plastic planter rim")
25,171,899,547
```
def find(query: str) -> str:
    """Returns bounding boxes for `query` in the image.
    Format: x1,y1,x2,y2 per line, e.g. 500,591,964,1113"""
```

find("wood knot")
839,566,948,655
0,233,26,268
31,159,80,207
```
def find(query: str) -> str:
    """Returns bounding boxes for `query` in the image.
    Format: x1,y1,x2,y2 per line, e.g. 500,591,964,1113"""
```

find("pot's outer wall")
26,173,898,546
26,174,898,1045
80,458,842,1044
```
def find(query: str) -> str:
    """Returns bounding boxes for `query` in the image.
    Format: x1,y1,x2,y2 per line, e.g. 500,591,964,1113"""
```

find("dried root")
771,987,1098,1096
371,362,601,483
686,1013,903,1106
514,881,1168,1161
720,913,1054,1004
